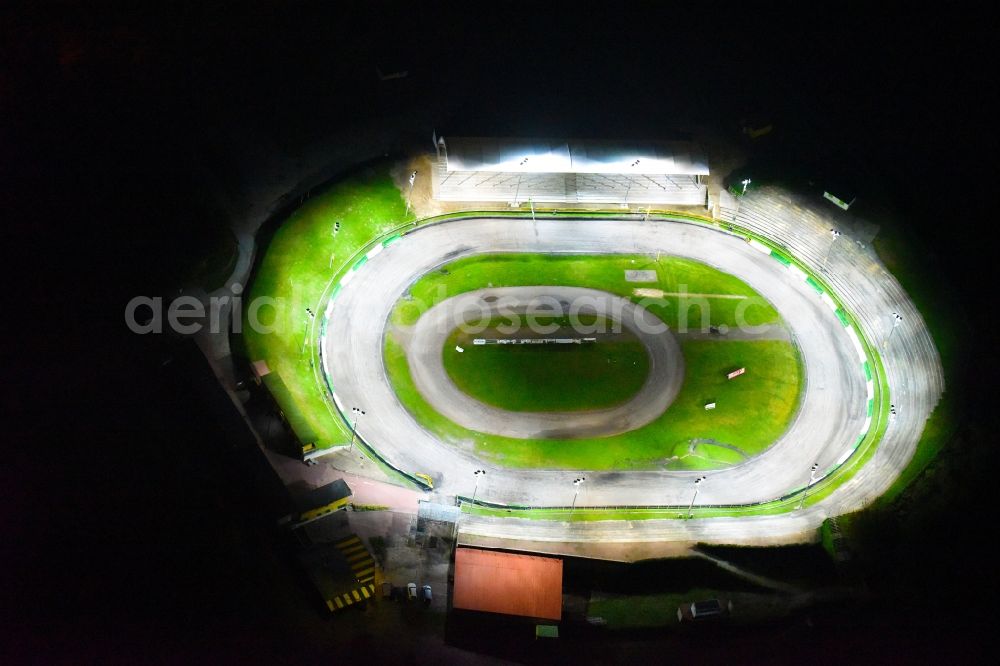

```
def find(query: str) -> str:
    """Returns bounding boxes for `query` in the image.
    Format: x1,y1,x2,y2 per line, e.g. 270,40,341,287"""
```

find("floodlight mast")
884,312,903,349
571,477,586,512
301,307,316,354
471,469,486,504
623,159,641,207
405,170,417,215
797,463,820,510
528,197,540,244
687,476,705,518
686,476,707,519
824,228,842,271
348,407,366,453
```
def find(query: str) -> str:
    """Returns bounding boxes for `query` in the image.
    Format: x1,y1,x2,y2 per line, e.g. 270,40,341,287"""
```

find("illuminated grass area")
393,253,781,330
587,590,720,628
385,252,801,470
454,333,890,518
243,166,412,447
385,332,802,470
442,317,650,412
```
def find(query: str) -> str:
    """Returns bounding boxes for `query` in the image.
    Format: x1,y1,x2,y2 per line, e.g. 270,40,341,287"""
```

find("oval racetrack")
321,199,944,543
325,217,870,498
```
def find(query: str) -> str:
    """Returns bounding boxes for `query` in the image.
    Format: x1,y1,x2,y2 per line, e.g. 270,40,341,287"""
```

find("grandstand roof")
452,547,563,620
444,136,709,176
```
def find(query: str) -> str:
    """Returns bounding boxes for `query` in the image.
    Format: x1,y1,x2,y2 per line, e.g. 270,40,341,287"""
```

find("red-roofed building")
452,548,563,621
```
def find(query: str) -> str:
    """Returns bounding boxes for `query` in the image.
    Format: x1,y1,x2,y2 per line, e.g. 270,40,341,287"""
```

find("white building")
431,136,709,207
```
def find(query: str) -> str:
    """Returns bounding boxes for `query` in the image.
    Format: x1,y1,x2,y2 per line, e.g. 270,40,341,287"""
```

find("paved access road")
324,217,868,514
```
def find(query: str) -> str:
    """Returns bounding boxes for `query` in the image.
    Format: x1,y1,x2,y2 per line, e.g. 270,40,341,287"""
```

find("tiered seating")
736,188,945,514
432,157,706,205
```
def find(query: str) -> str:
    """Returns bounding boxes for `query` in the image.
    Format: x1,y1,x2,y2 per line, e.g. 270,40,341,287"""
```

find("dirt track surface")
404,286,684,439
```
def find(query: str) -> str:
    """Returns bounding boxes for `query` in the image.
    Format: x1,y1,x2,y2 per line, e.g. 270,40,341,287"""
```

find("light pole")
348,407,366,453
514,157,538,213
884,312,903,349
529,196,539,243
623,160,641,208
824,229,842,271
686,476,707,519
741,178,751,195
471,469,486,504
516,156,529,205
798,463,820,510
571,477,586,512
405,170,417,215
301,308,316,354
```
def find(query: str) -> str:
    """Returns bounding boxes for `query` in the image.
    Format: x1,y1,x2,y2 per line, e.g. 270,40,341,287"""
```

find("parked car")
677,598,733,622
421,584,432,605
406,582,417,601
690,599,724,619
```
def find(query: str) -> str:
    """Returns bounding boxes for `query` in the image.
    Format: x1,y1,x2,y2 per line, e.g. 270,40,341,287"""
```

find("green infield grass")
385,252,801,470
392,253,781,330
243,166,412,447
385,332,802,470
442,317,650,412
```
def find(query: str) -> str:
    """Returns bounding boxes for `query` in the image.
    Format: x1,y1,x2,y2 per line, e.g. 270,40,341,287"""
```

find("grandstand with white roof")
431,136,709,206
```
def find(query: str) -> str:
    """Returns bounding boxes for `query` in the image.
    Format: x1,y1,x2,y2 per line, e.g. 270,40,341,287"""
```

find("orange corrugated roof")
452,548,563,621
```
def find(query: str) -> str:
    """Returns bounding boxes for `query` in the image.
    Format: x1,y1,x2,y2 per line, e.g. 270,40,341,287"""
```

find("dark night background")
1,2,995,663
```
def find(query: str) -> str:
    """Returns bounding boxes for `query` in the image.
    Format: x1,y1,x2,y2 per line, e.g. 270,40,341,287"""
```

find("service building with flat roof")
452,547,563,621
